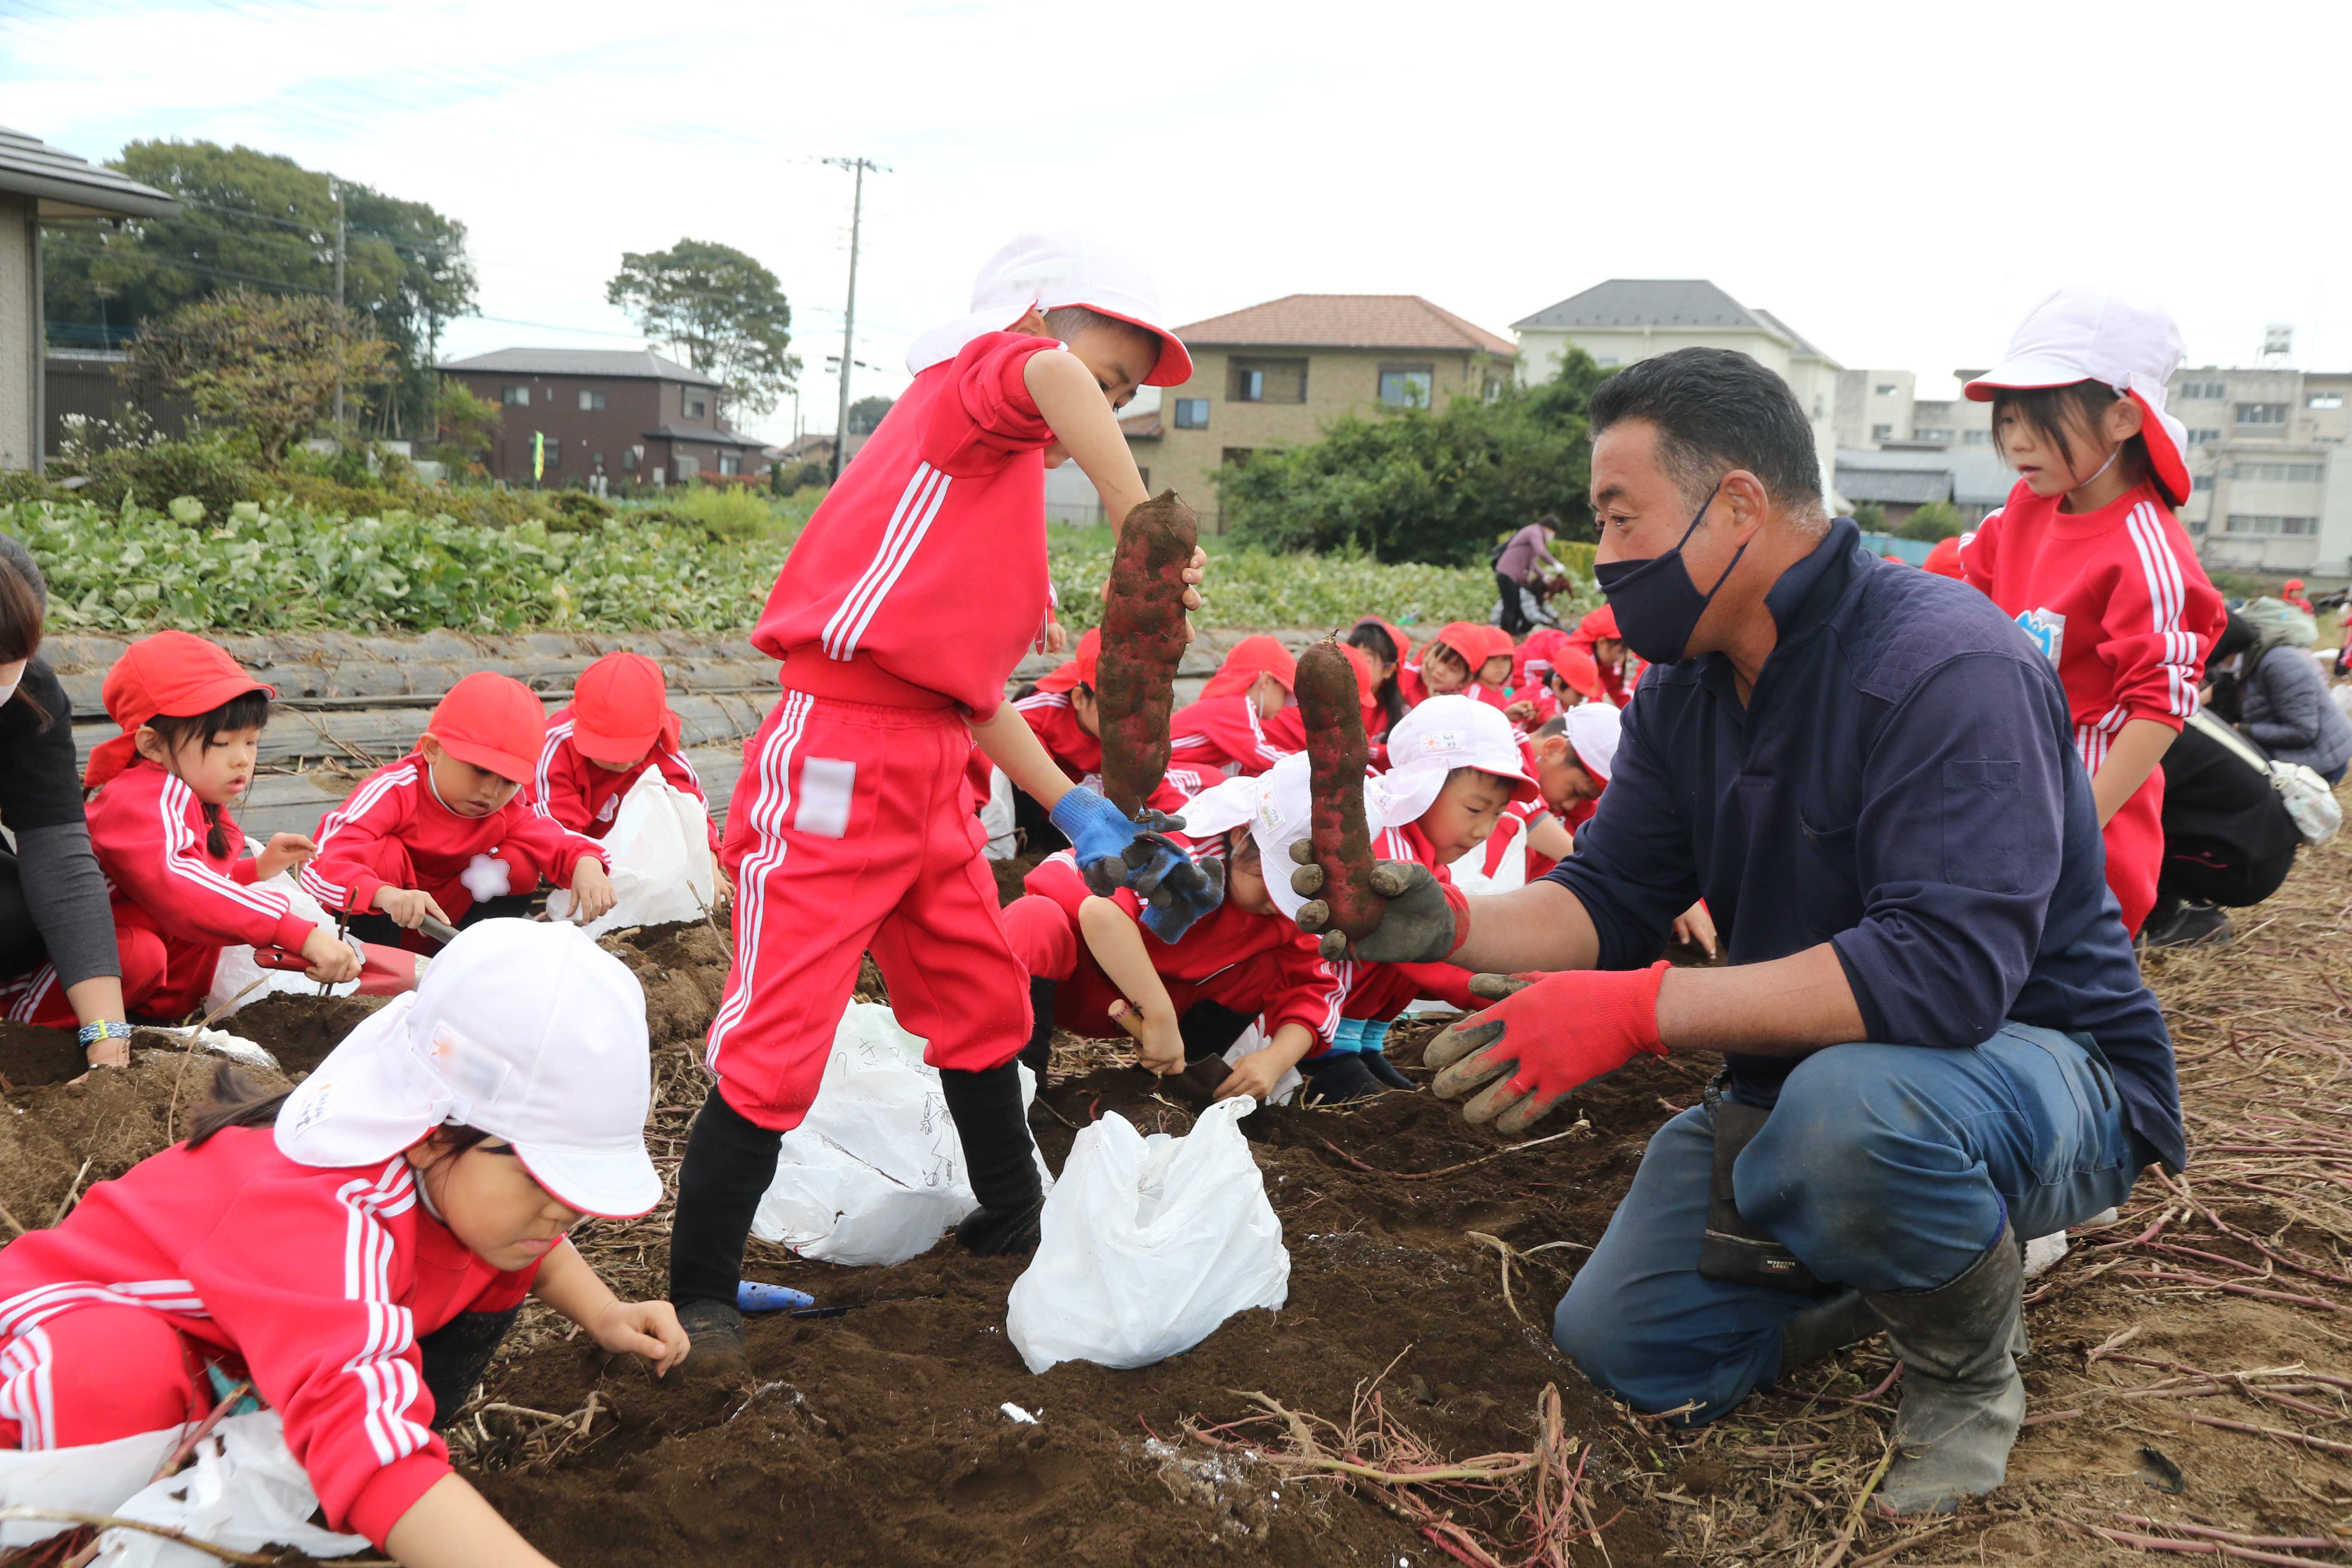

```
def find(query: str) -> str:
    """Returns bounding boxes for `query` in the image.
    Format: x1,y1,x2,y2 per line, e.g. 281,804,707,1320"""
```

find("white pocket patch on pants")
794,757,858,839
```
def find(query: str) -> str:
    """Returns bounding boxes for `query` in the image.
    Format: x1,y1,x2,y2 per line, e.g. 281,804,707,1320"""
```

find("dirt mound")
0,1021,93,1093
232,992,391,1075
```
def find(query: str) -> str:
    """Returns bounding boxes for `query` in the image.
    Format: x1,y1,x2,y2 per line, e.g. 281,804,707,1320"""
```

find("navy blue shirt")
1547,518,2183,1170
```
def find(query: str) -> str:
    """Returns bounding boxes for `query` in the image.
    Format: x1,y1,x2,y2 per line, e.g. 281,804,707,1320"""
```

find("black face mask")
1591,481,1747,666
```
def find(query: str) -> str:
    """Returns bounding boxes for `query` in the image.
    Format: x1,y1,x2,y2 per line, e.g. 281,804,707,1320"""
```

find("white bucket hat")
1385,696,1539,808
1561,701,1623,782
1964,285,2191,507
904,231,1193,387
275,920,662,1219
1180,751,1440,920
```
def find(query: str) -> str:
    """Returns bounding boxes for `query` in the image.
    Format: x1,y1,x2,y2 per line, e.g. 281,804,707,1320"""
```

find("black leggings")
1496,571,1530,636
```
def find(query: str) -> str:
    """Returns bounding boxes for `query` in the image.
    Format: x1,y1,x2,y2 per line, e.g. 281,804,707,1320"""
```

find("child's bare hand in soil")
254,833,319,881
300,928,364,986
712,865,735,907
592,1298,690,1377
567,861,617,922
1214,1052,1286,1104
376,886,452,930
1111,999,1184,1075
1671,900,1717,959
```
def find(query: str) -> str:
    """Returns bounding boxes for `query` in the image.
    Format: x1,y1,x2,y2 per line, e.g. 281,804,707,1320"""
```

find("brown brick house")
436,347,775,487
1149,295,1517,530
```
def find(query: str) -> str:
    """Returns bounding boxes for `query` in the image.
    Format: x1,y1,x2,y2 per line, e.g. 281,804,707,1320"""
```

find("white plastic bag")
205,842,363,1018
0,1425,185,1549
547,772,719,936
750,1003,1048,1266
91,1412,367,1567
979,766,1018,861
1221,1023,1298,1107
1005,1097,1289,1374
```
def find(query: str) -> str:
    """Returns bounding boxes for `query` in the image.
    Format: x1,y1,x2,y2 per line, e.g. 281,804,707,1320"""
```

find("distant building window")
1874,383,1899,397
683,393,709,420
2191,474,2214,491
1173,398,1210,429
2310,392,2345,410
1914,428,1955,445
501,386,530,407
1871,423,1894,442
2233,461,2325,483
1377,365,1434,409
2236,402,2289,426
2178,380,2229,401
1482,375,1504,403
1962,429,1991,446
676,454,700,482
718,451,742,476
579,389,606,411
1228,358,1307,404
2224,513,2317,536
536,437,560,469
2188,429,2222,446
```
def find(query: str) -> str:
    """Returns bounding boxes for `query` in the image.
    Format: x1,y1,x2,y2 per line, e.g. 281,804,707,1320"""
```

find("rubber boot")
666,1090,781,1384
941,1062,1046,1256
1767,1290,1879,1387
1019,978,1057,1077
1866,1221,2027,1515
418,1307,521,1426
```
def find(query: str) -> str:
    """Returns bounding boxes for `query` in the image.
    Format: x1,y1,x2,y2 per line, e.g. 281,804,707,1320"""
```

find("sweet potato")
1297,637,1382,940
1095,490,1196,815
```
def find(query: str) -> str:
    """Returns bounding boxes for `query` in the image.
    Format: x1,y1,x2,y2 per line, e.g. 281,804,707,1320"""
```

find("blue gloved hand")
1050,790,1225,942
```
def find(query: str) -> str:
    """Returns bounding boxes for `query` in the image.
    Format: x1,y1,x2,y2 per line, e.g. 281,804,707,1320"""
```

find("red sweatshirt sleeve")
499,799,608,887
1169,696,1286,777
177,1159,449,1549
527,728,607,851
301,762,418,917
1957,503,2003,594
2093,502,2223,733
1261,932,1346,1045
97,774,314,953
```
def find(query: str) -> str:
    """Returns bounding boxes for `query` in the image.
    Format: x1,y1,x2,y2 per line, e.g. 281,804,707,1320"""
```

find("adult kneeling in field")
1294,348,2179,1516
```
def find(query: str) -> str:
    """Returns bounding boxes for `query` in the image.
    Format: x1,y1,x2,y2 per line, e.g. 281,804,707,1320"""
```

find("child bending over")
530,650,731,903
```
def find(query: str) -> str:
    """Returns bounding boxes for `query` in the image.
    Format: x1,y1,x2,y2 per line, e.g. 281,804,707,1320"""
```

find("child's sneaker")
1301,1052,1385,1105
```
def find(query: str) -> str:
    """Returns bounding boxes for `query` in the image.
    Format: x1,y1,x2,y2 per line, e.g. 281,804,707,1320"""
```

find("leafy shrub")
55,433,263,523
625,486,808,543
1850,502,1889,534
1897,500,1966,541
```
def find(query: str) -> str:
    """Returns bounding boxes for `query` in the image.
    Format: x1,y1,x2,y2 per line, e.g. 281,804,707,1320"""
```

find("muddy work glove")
1052,793,1223,943
1288,839,1467,963
1427,963,1670,1134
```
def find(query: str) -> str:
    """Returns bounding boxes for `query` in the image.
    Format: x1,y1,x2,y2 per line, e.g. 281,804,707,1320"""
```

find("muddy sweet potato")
1096,490,1196,815
1297,637,1382,940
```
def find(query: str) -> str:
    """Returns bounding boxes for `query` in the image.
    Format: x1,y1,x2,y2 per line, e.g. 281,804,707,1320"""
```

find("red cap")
85,631,276,789
1428,622,1491,670
1200,634,1298,700
426,671,548,784
2285,578,2306,593
570,652,675,761
1035,628,1101,694
1923,536,1966,579
1574,605,1621,644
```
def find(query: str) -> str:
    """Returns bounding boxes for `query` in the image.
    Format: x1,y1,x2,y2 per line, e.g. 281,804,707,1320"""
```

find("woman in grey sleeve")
0,535,131,1069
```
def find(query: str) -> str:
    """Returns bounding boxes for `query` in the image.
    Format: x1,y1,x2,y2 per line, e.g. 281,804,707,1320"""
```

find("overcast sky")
7,0,2348,442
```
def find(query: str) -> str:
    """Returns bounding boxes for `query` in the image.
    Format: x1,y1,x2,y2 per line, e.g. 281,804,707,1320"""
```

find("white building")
2171,364,2352,577
1512,280,1843,503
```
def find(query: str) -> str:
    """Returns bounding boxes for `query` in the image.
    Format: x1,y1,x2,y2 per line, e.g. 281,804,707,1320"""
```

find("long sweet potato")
1297,637,1382,940
1096,490,1196,815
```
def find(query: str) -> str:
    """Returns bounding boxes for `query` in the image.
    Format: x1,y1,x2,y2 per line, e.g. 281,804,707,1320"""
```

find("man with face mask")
1292,349,2177,1517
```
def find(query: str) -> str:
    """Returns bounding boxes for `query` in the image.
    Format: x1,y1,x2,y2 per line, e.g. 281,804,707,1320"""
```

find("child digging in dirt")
0,920,684,1568
528,650,731,903
0,633,374,1034
1162,634,1299,795
669,233,1221,1379
999,753,1346,1105
303,671,618,950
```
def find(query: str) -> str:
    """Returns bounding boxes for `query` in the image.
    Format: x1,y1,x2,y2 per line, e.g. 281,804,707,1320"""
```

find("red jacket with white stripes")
86,762,317,1002
300,754,607,920
1023,850,1345,1045
0,1128,540,1547
1340,821,1476,1021
1958,478,2223,772
526,707,722,856
1164,695,1290,796
750,331,1060,721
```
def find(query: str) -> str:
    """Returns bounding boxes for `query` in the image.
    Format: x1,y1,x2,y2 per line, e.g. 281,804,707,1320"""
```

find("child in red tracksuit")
1553,606,1642,708
1,634,367,1032
1959,286,2224,934
1000,826,1343,1102
0,922,683,1568
528,650,731,902
670,234,1220,1371
1164,634,1298,794
1401,622,1517,714
1345,617,1413,738
303,672,616,950
973,628,1196,851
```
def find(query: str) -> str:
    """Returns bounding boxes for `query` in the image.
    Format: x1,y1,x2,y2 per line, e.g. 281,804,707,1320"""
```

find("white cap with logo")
1385,695,1539,808
275,920,662,1219
905,231,1193,388
1964,285,2191,506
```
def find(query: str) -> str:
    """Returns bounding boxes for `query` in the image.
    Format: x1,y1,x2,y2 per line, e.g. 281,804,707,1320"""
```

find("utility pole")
331,180,347,442
822,156,887,482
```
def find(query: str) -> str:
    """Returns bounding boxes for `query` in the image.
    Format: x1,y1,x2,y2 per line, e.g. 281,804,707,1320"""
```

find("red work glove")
1426,962,1670,1134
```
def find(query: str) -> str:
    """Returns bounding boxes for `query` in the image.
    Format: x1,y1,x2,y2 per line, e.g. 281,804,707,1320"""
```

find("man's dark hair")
1587,348,1824,518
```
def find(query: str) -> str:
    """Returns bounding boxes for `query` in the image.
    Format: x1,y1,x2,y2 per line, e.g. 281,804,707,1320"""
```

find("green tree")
1897,499,1967,541
606,239,799,421
1850,502,1890,533
42,140,476,440
431,380,503,473
127,289,392,464
1214,350,1610,564
846,394,894,435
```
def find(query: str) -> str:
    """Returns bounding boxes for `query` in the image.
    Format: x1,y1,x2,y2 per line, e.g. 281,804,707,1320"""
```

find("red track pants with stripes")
0,1306,209,1452
706,692,1031,1131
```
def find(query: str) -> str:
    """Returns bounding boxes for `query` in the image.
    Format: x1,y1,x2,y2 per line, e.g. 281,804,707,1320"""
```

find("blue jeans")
1552,1023,2146,1423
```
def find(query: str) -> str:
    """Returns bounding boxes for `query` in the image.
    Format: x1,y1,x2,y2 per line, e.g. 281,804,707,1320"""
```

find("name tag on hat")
1415,730,1467,753
425,1022,513,1121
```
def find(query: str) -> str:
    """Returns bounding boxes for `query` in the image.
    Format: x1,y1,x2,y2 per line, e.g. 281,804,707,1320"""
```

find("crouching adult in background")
2206,607,2352,786
2143,707,2311,950
1296,349,2178,1516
